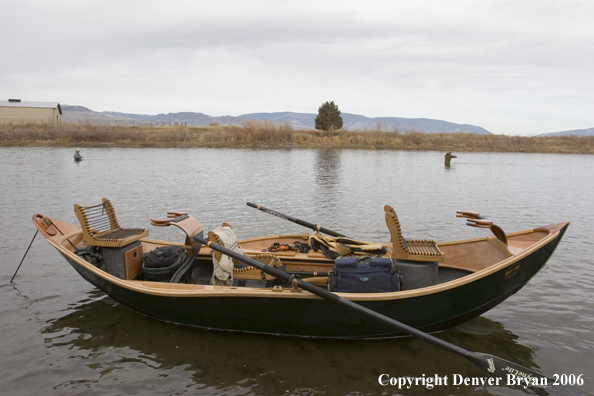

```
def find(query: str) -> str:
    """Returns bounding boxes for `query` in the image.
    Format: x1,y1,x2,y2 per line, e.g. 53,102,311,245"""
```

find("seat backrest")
208,224,283,282
384,204,444,262
74,198,148,247
207,224,244,264
384,205,408,257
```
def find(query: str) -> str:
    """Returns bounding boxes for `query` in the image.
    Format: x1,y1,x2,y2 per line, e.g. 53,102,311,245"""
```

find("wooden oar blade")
465,351,551,389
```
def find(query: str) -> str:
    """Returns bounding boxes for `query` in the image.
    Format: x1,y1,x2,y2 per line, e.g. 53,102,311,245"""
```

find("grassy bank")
1,122,592,154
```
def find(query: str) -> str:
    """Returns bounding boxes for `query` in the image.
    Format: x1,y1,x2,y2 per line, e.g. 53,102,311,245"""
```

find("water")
1,147,592,395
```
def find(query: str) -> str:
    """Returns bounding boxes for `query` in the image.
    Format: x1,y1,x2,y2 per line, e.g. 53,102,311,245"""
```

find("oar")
198,235,551,389
247,202,346,237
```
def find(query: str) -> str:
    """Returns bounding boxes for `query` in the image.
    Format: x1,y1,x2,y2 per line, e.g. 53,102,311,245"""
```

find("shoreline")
1,123,592,154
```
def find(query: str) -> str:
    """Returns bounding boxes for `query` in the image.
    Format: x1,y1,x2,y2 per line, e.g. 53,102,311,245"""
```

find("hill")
236,112,490,134
61,106,135,124
62,105,491,134
537,127,594,137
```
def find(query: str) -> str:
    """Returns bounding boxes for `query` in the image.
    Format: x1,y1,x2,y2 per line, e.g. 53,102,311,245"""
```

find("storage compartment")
101,241,143,280
393,259,438,290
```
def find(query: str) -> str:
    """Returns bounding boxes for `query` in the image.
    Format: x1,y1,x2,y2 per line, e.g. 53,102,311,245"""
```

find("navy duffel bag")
328,256,401,293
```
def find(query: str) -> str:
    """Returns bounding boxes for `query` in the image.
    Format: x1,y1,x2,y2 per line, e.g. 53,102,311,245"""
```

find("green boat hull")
61,224,568,339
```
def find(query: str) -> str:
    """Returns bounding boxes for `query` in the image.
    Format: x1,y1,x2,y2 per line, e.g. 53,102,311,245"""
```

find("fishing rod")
247,202,346,237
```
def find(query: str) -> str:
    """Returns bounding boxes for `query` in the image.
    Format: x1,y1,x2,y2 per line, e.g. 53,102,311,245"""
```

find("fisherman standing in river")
445,151,456,167
74,150,83,162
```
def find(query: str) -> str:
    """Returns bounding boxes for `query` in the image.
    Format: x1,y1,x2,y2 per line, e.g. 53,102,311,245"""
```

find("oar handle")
247,202,346,237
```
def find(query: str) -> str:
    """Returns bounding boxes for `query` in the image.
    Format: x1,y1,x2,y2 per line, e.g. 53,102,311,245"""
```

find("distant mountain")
236,112,316,130
342,114,490,134
537,127,594,137
99,110,155,121
103,110,248,127
63,105,491,134
234,112,491,134
62,105,138,124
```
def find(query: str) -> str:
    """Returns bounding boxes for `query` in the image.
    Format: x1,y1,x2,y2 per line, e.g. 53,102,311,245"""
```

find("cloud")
1,0,593,134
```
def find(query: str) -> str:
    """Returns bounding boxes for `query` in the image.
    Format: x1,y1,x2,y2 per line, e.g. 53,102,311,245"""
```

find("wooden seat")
74,198,149,248
384,205,444,262
208,224,282,281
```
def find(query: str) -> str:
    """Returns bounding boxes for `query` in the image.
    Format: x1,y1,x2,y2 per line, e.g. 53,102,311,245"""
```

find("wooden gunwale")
46,221,568,301
141,238,189,248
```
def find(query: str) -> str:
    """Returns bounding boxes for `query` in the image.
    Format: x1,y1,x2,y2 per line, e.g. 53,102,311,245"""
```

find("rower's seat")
74,198,149,248
208,223,282,282
384,205,444,262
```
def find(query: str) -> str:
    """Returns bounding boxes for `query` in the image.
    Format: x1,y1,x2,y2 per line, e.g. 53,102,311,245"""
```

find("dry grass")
1,122,592,154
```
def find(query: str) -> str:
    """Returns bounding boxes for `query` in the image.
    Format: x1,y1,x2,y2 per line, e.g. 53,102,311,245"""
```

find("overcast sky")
2,0,593,135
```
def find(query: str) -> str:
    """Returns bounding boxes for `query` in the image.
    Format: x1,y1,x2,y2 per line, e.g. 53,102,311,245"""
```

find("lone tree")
315,101,343,131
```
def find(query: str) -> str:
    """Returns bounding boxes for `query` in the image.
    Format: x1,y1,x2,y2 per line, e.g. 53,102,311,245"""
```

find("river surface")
1,147,592,396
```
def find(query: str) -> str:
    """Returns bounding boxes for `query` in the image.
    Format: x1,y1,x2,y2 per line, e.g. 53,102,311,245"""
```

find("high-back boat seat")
74,198,149,248
384,205,445,262
208,223,282,282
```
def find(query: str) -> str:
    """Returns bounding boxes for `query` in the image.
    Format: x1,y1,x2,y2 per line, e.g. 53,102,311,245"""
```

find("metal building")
0,99,62,124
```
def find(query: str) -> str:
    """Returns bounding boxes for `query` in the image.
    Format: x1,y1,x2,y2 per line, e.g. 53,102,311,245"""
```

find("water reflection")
314,149,342,207
312,150,343,233
314,149,341,188
41,291,549,395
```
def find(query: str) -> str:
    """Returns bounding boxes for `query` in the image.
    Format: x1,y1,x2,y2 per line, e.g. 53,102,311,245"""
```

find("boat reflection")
41,291,552,395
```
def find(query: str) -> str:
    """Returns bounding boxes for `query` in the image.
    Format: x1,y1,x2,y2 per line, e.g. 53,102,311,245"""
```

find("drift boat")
30,198,569,339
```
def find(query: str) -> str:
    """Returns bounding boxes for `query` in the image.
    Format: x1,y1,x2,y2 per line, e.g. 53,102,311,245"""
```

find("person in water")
444,152,456,167
74,150,83,162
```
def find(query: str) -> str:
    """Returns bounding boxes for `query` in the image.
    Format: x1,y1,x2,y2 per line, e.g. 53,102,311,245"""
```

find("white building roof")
1,100,62,114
